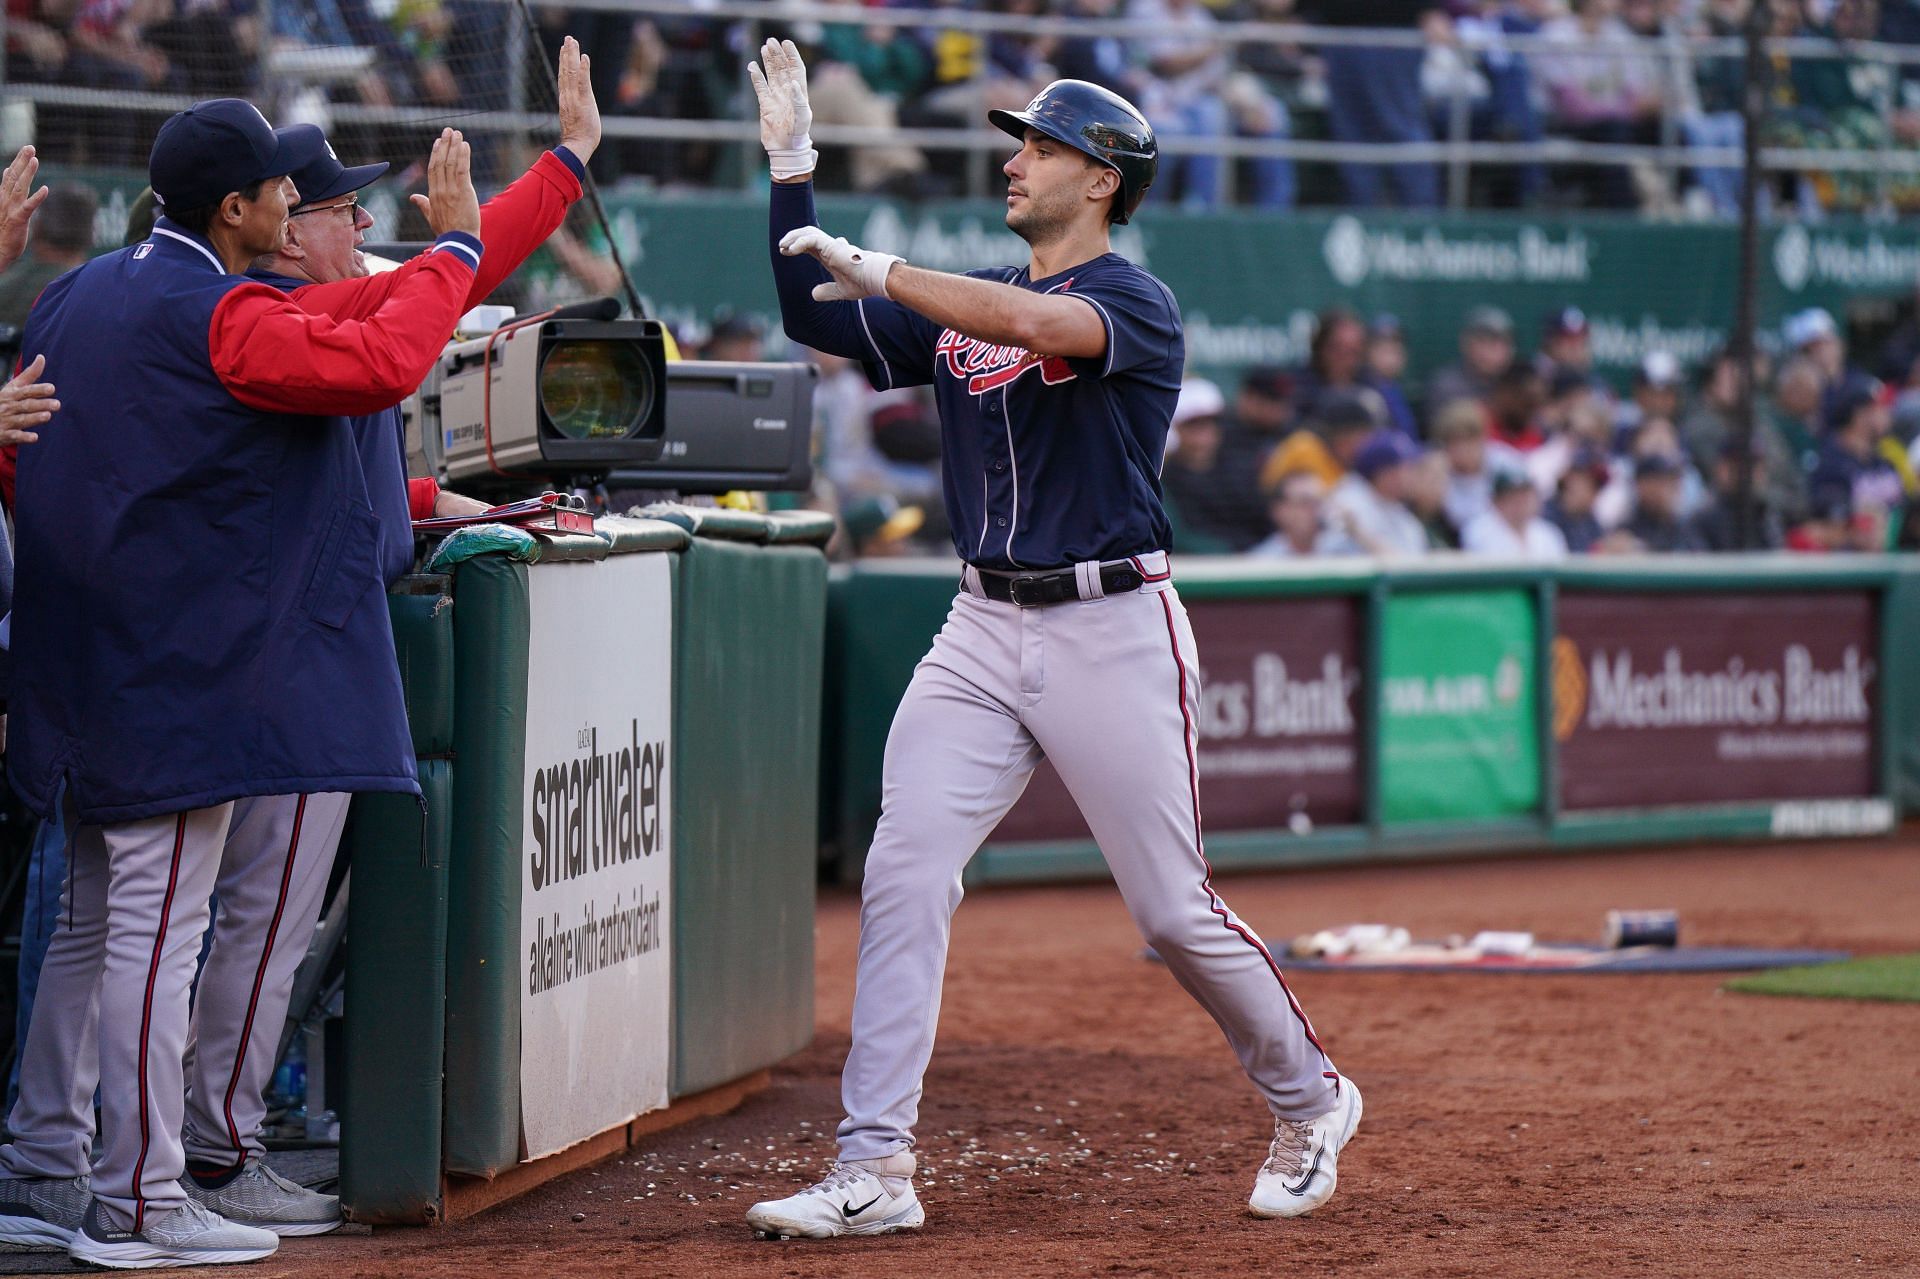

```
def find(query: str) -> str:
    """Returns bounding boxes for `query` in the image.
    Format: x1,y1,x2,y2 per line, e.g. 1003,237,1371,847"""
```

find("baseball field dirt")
262,838,1917,1278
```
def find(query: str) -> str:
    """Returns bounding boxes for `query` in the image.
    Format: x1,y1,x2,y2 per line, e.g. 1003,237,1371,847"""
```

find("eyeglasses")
290,195,360,219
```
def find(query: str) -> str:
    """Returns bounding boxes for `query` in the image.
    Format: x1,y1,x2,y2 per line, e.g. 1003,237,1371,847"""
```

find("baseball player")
743,42,1361,1241
0,102,484,1268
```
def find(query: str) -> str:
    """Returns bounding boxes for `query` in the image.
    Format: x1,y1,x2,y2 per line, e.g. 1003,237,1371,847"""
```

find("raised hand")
556,35,601,167
409,128,482,238
0,146,50,274
748,38,818,180
0,353,58,446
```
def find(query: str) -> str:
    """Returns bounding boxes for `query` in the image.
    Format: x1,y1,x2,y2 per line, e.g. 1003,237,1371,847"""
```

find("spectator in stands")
1679,345,1807,522
145,0,261,98
1292,308,1411,432
1442,0,1547,208
1405,447,1459,548
1613,348,1684,437
813,8,943,194
1808,379,1904,544
1128,0,1295,208
1232,0,1313,122
1259,387,1380,496
1545,445,1610,552
1785,306,1878,431
1325,429,1429,555
1683,0,1749,218
1432,396,1518,531
1363,313,1420,436
699,311,765,363
1161,377,1255,552
1210,365,1310,543
4,0,69,88
1619,450,1706,551
1773,354,1827,471
1426,305,1515,421
1306,0,1440,208
1051,0,1150,97
1487,362,1547,450
0,185,95,328
1691,440,1785,550
1462,466,1569,558
815,354,945,524
1248,469,1348,557
1538,365,1601,444
1533,306,1594,385
1535,0,1663,209
840,494,930,559
907,0,1050,135
1599,413,1705,527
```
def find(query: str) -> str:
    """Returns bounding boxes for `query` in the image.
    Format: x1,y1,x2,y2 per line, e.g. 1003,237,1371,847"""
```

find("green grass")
1726,953,1920,1003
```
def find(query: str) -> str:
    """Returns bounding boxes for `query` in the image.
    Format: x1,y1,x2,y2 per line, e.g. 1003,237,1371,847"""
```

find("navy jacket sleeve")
770,180,936,390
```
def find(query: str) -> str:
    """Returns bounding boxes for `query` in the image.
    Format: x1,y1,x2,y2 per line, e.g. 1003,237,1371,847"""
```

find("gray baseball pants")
836,558,1337,1163
0,793,348,1227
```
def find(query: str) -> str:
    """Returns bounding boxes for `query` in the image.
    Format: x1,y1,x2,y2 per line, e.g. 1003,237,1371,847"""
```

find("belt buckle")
1008,575,1050,607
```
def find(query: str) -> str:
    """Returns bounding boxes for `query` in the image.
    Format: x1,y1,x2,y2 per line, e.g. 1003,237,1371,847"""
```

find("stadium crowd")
9,0,1920,214
808,299,1920,559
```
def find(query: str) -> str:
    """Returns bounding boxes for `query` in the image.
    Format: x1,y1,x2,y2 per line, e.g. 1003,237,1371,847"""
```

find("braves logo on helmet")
936,330,1078,396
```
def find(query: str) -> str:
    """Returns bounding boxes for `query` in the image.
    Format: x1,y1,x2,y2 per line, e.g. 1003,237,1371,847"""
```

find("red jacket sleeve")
408,477,440,520
209,236,481,416
284,149,583,325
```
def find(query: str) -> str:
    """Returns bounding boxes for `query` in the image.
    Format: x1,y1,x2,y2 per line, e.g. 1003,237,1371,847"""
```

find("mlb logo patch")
133,243,154,259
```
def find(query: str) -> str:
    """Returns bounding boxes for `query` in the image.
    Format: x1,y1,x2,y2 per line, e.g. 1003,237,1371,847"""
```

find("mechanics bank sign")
1321,215,1591,287
1554,592,1878,811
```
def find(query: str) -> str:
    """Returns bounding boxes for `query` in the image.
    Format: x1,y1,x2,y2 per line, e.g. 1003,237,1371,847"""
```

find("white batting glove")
748,38,818,181
780,225,902,302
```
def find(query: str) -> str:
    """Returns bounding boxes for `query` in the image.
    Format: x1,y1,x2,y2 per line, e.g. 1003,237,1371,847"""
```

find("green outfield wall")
825,556,1917,885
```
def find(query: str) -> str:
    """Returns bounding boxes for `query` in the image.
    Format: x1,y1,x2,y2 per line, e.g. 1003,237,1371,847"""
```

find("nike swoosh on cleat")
840,1194,883,1219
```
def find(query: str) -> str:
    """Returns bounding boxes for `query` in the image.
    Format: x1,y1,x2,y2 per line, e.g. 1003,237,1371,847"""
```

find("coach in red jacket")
165,38,605,1235
2,100,484,1268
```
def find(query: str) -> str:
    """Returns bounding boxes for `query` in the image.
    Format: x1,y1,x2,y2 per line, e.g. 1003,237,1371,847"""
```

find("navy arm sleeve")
770,181,937,389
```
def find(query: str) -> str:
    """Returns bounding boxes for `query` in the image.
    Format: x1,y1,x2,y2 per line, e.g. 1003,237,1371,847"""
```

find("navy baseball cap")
1353,430,1422,479
282,126,389,209
149,99,328,211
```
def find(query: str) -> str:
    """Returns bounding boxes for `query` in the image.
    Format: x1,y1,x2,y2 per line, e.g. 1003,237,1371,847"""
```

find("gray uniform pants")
0,793,348,1227
837,562,1337,1163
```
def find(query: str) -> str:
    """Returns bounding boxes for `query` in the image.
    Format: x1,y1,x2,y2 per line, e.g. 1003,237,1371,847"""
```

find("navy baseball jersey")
770,183,1182,570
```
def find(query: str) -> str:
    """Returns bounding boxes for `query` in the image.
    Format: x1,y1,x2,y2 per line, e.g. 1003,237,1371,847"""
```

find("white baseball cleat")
1248,1075,1364,1219
746,1152,924,1240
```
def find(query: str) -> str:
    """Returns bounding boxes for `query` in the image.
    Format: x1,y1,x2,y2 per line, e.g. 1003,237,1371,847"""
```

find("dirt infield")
275,839,1916,1279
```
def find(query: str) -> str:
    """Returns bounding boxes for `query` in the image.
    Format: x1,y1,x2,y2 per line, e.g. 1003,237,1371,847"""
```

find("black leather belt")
971,562,1146,607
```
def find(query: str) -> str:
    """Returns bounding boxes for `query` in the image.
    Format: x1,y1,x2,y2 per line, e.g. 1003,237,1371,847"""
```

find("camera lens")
538,340,655,440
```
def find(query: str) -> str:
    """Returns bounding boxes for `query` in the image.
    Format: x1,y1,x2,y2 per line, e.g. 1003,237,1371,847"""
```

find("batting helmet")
988,80,1157,225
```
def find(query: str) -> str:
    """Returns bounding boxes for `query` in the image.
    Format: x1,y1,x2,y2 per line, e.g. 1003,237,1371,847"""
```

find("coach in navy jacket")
8,101,485,826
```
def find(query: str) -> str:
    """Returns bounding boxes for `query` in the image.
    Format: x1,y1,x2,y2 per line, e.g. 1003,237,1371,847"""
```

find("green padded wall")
828,564,962,882
672,538,826,1097
341,578,454,1222
442,556,531,1176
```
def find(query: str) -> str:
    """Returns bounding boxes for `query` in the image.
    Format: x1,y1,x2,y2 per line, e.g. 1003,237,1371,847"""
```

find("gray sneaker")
67,1195,279,1269
0,1173,90,1247
183,1159,341,1238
